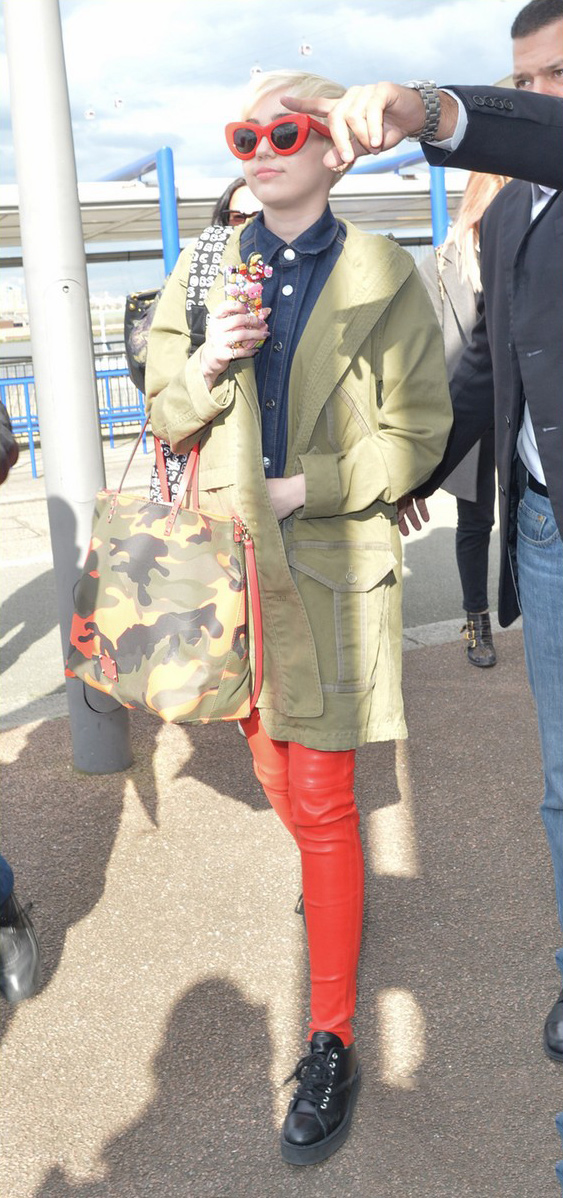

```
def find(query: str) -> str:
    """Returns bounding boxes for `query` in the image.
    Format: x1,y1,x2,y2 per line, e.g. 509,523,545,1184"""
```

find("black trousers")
455,425,496,613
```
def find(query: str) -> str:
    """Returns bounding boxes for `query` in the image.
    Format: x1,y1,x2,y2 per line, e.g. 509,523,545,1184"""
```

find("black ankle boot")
0,891,41,1003
543,989,563,1062
462,610,497,667
281,1031,361,1165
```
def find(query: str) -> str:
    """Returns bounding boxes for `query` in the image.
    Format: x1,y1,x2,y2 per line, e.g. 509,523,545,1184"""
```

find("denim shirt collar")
240,204,340,265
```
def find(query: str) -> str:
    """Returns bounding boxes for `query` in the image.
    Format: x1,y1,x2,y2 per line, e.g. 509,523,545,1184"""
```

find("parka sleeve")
297,264,453,518
145,247,234,455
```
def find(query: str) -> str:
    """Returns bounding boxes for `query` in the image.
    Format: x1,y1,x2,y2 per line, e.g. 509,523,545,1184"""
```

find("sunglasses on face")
221,209,262,227
224,114,331,160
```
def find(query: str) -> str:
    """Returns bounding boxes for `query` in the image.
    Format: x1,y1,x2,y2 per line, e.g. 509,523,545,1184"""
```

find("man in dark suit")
419,0,563,1065
285,0,563,1063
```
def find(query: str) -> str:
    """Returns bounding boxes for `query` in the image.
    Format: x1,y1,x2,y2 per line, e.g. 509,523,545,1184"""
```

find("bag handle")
154,436,172,502
164,444,200,536
154,436,200,511
115,417,151,494
110,418,200,529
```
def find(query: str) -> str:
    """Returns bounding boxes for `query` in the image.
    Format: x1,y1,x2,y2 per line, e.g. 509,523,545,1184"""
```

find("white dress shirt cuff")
427,90,468,151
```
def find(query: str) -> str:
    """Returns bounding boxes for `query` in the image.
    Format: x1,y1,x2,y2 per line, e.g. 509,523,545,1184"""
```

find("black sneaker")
281,1031,360,1165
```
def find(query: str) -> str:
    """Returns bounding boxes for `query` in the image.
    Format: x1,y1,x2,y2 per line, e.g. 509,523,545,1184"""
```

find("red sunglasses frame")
225,114,331,160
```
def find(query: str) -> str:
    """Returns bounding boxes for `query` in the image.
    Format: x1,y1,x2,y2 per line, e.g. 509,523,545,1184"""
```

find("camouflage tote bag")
66,428,263,724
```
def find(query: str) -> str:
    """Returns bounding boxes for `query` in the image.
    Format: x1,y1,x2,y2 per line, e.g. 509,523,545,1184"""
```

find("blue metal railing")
99,146,181,275
0,363,147,479
351,149,449,246
96,367,147,450
0,374,39,477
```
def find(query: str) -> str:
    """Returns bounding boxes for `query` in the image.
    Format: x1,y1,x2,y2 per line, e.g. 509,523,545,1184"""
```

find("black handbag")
123,286,164,393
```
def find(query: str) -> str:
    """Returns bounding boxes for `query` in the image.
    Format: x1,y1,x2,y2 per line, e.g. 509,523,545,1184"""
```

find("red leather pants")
243,710,364,1045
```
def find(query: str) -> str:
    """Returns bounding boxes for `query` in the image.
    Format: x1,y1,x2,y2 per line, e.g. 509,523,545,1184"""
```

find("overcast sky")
1,0,524,302
2,0,524,184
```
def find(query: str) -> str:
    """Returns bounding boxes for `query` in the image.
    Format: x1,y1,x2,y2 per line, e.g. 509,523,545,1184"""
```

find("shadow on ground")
1,633,562,1196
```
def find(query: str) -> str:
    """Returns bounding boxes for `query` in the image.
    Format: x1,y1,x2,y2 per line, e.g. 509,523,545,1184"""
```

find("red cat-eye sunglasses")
225,114,331,160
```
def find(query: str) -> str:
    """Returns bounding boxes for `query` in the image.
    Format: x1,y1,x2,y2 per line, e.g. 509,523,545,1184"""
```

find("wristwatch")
402,80,441,142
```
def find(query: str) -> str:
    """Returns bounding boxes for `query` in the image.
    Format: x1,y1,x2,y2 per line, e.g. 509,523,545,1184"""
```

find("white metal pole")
4,0,132,772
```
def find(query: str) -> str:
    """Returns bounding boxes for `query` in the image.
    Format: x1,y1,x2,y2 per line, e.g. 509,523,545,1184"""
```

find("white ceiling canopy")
0,171,466,256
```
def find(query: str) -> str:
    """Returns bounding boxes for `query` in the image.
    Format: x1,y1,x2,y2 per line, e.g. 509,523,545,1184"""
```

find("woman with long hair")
419,171,510,666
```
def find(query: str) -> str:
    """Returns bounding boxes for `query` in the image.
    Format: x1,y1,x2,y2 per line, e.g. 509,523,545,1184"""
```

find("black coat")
424,85,563,189
418,176,563,627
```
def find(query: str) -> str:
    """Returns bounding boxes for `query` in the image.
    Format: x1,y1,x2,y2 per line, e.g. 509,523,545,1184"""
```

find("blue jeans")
517,487,563,982
0,855,14,906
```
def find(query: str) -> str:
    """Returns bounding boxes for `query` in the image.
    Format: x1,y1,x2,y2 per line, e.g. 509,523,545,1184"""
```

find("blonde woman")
146,69,452,1165
419,172,510,666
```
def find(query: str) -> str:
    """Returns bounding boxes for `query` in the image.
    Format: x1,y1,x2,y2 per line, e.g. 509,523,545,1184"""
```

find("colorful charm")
224,253,273,348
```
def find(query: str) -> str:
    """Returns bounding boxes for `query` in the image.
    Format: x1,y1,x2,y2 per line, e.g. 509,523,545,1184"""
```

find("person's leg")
517,486,563,1057
0,856,14,907
288,744,363,1045
240,709,295,839
281,744,363,1164
456,430,497,666
456,427,496,612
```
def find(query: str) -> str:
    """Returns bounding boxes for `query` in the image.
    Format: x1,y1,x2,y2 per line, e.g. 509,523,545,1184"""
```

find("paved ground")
1,439,561,1197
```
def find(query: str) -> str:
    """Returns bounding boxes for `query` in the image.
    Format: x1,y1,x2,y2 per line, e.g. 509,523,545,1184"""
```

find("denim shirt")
239,206,346,477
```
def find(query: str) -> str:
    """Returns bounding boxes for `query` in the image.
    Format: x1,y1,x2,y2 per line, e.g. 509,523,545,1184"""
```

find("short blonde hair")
240,70,346,119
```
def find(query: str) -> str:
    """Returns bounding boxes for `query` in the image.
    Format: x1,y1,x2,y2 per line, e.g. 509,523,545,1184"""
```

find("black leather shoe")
281,1031,361,1165
543,989,563,1062
462,610,497,667
0,891,41,1003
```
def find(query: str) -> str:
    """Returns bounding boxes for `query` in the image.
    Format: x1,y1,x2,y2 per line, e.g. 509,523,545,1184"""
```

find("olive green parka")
146,220,452,750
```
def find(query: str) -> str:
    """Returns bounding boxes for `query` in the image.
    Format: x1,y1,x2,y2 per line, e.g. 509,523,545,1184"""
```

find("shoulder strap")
186,224,232,354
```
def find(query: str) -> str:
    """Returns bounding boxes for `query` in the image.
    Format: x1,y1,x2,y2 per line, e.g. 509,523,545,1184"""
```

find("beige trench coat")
146,220,452,750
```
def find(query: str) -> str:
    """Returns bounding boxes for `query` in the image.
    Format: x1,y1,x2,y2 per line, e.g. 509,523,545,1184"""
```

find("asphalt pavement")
1,437,561,1198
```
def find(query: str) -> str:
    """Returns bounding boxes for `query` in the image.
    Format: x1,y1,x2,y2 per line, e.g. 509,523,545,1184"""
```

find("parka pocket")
197,462,237,491
287,541,397,692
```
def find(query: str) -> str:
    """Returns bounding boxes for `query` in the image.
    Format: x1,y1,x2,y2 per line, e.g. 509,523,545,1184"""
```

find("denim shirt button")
283,248,296,260
263,456,271,469
265,399,276,409
273,341,283,352
282,284,294,296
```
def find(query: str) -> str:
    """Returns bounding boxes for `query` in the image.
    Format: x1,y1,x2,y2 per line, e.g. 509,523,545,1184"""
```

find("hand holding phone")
224,253,273,348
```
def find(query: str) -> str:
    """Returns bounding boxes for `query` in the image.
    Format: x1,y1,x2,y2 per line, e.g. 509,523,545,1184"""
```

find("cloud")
0,0,528,301
1,0,523,183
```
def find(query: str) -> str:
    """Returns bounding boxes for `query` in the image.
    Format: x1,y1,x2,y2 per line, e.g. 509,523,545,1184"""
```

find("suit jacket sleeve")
424,86,563,190
415,290,495,498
